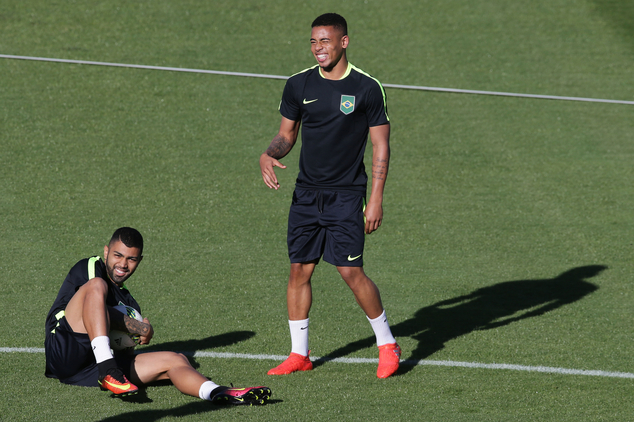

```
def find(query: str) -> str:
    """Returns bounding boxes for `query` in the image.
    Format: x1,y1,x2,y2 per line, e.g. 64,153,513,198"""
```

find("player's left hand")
364,201,383,234
138,318,154,345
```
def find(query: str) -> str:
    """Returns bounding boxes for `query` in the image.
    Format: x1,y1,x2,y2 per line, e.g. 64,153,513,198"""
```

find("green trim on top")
51,309,66,333
291,64,319,78
350,64,390,122
279,65,320,111
87,255,126,289
318,62,352,80
88,256,99,280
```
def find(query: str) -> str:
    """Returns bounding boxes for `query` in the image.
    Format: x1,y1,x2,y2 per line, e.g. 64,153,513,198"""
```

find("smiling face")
310,25,349,77
103,240,142,286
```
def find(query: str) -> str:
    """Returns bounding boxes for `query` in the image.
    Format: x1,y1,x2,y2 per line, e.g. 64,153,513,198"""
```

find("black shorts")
287,189,365,267
45,316,135,387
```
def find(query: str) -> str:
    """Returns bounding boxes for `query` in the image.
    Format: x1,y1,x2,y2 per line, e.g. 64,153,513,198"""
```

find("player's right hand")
260,153,286,190
138,318,153,345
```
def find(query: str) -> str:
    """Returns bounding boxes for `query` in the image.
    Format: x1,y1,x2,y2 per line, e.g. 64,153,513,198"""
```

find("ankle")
97,358,118,378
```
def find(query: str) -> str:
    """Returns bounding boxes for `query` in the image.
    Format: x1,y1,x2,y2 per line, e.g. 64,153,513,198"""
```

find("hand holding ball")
109,305,143,351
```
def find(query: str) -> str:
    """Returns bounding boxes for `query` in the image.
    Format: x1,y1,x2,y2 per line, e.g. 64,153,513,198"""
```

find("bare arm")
108,308,153,343
365,124,390,234
260,117,300,190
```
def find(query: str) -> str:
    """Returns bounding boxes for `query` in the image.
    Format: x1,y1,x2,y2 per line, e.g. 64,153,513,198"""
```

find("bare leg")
266,262,317,375
287,262,316,320
64,277,110,339
131,351,209,397
337,266,384,319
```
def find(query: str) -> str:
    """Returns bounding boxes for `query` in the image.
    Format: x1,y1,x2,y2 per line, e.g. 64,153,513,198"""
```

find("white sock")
367,310,396,347
199,380,221,401
289,318,309,356
91,336,114,363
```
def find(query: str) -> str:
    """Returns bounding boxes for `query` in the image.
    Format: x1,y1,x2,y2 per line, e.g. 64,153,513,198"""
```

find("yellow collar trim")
318,62,352,80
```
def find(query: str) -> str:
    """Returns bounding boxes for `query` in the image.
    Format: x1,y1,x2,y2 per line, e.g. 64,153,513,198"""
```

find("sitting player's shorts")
45,315,135,387
287,189,365,267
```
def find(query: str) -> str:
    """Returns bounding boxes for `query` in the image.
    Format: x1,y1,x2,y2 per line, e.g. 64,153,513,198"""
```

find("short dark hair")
110,227,143,253
312,13,347,36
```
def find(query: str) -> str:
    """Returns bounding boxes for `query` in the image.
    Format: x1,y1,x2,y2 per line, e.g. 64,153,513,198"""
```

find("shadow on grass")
591,0,634,49
314,265,605,375
140,330,256,353
97,398,281,422
97,401,218,421
138,330,255,369
95,330,263,421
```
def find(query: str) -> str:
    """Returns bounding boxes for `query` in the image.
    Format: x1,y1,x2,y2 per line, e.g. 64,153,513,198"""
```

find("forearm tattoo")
372,157,389,181
110,313,151,336
266,134,293,159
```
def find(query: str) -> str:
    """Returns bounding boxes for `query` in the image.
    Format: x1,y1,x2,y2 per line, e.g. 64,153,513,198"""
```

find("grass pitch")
1,1,634,421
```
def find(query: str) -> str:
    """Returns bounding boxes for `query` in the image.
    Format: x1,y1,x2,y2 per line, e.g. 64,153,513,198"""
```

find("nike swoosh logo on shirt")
303,98,318,104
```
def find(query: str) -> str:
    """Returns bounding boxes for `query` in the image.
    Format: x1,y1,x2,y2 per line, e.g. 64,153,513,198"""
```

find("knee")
338,266,365,284
84,277,109,295
156,352,194,372
172,352,193,368
289,263,314,286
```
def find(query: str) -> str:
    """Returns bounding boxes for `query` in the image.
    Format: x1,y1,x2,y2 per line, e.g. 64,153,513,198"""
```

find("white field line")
3,347,634,379
1,54,634,106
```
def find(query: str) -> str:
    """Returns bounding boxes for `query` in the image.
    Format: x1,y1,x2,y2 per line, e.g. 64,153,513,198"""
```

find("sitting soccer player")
44,227,270,405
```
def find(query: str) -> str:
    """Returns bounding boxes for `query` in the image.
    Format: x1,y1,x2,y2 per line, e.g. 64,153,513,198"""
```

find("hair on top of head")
312,13,348,36
110,227,143,253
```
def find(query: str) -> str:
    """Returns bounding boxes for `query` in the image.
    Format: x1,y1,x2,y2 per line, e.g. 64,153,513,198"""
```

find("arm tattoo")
372,157,389,181
110,313,151,336
266,134,293,159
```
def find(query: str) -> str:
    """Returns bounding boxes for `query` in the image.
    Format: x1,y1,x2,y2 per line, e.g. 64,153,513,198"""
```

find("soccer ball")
109,305,143,352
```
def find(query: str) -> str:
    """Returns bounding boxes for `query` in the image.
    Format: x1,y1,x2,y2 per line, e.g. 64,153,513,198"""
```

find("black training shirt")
279,63,389,194
45,257,141,336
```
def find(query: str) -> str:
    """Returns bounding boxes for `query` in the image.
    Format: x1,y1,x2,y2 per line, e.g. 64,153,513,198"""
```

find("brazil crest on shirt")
341,95,355,115
278,63,389,193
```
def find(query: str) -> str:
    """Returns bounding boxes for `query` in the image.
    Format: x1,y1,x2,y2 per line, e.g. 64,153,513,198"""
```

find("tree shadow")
314,265,605,374
138,330,255,370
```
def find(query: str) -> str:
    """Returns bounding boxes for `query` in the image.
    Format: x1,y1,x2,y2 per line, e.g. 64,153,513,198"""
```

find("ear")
103,245,109,261
341,35,349,49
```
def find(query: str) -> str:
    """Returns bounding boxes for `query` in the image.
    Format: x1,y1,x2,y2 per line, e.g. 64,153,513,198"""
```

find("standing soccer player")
259,13,400,378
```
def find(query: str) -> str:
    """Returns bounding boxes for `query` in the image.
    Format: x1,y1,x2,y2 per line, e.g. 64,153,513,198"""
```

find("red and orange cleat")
98,369,139,397
377,343,401,378
267,352,313,375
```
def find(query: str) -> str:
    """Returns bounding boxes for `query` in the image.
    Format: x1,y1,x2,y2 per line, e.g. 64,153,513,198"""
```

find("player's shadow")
97,398,281,422
95,330,279,419
138,330,255,370
314,265,605,374
97,401,218,421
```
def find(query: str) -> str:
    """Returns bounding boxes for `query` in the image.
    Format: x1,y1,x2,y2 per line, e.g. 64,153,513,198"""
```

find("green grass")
1,0,634,421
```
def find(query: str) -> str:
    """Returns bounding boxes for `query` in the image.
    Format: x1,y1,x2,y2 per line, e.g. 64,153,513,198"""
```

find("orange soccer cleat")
98,369,139,397
377,343,401,379
267,352,313,375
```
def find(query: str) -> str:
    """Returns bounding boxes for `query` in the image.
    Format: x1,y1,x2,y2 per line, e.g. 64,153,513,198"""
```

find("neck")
320,57,349,80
